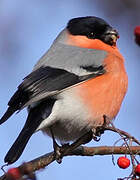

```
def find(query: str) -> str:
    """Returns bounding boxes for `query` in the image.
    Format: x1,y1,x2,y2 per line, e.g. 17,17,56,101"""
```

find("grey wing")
34,41,107,75
0,39,107,124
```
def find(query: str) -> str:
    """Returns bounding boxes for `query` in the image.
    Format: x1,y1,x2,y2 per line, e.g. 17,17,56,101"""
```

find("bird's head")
67,16,119,47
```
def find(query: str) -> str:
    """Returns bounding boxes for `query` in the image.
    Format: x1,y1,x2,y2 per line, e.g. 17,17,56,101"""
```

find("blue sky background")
0,0,140,179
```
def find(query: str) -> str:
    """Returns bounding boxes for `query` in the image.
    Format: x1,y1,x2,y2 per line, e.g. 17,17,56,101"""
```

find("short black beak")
103,29,119,46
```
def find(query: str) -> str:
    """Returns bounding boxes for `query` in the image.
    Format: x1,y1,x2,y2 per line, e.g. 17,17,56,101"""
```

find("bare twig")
105,126,140,145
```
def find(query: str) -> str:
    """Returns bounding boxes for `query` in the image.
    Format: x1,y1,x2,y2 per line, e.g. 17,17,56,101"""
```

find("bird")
0,16,128,164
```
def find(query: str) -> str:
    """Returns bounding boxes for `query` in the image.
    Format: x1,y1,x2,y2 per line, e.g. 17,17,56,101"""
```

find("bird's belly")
41,89,92,142
43,121,90,143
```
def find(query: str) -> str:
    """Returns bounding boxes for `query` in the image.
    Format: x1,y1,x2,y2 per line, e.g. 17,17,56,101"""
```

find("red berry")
7,168,21,180
117,156,130,169
134,26,140,46
135,164,140,176
134,26,140,36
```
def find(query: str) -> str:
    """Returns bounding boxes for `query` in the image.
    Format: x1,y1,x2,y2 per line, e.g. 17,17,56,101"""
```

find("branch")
1,126,140,180
1,145,140,180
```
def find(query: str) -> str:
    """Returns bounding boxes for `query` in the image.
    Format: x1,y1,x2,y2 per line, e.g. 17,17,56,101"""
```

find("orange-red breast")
0,16,128,164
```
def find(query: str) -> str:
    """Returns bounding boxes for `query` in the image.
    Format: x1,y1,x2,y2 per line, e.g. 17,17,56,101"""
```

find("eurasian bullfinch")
0,16,128,164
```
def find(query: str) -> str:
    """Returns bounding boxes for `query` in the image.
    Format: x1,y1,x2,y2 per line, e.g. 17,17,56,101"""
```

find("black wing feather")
0,65,105,125
0,66,81,124
12,66,81,107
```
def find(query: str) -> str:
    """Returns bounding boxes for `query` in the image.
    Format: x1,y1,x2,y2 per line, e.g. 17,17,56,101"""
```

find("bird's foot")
50,127,70,163
92,114,112,141
92,127,102,141
49,127,61,163
53,140,62,164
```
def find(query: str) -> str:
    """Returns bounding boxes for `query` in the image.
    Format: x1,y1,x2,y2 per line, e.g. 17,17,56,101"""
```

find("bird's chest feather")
75,52,128,126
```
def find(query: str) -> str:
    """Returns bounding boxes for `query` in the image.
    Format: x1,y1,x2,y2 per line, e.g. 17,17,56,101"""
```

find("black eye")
87,32,95,39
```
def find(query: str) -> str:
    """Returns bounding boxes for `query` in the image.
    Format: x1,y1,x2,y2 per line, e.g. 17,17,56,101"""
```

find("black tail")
4,124,34,164
4,99,55,164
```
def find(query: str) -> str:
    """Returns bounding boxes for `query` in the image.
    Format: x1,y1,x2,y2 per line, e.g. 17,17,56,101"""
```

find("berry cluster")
117,156,140,179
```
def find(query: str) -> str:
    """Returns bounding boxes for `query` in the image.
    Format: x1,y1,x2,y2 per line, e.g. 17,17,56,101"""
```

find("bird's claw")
92,134,101,142
54,143,70,164
52,142,62,163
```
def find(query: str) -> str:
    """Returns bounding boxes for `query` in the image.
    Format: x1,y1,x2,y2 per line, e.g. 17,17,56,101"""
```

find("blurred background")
0,0,140,179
